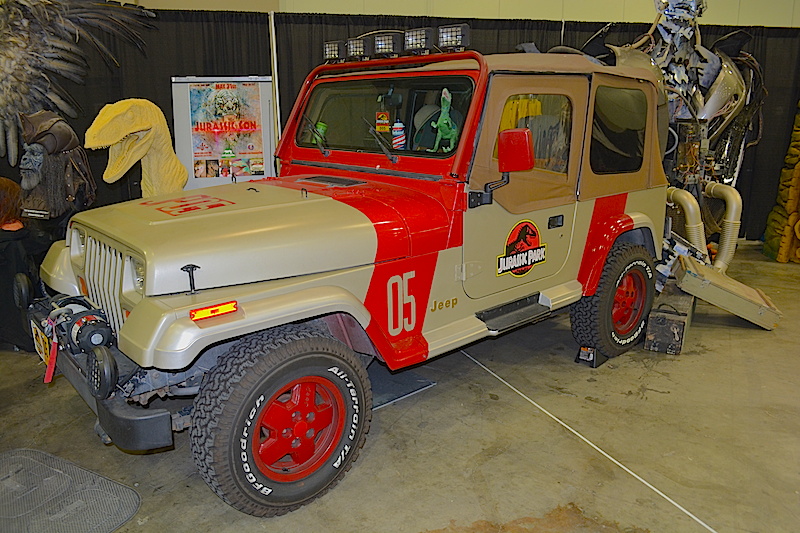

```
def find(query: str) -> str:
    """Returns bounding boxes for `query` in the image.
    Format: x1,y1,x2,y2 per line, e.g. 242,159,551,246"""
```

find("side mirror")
497,128,535,172
469,128,535,208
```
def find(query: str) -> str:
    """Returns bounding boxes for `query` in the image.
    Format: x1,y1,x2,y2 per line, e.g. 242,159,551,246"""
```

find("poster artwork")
190,82,265,179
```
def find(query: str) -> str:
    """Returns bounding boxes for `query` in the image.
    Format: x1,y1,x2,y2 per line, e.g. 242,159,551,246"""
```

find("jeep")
31,44,667,516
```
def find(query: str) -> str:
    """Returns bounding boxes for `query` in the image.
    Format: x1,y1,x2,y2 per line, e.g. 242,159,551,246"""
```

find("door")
462,74,589,299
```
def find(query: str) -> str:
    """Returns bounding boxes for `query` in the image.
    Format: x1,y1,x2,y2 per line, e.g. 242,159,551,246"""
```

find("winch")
48,297,114,354
29,295,118,399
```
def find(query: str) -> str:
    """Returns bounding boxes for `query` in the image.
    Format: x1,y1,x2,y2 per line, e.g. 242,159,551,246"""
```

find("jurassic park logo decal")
497,220,547,277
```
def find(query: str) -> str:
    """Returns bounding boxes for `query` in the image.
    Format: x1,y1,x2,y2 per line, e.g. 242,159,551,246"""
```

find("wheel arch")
577,214,659,297
122,286,377,370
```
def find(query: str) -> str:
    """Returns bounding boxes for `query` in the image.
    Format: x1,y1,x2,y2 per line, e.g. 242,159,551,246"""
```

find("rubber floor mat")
0,449,140,533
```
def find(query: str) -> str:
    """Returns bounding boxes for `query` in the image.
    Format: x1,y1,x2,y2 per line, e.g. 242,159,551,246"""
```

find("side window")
590,86,647,174
495,94,571,174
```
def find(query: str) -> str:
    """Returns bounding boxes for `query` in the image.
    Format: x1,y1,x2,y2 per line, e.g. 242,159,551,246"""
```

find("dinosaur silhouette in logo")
506,223,539,256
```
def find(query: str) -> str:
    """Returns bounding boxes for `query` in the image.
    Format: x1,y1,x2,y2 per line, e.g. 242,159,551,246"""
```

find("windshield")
297,75,474,157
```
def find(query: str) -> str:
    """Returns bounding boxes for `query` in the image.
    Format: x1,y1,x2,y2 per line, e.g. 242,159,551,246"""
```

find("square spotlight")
404,27,433,53
323,40,345,61
437,24,470,50
346,37,373,59
373,32,402,56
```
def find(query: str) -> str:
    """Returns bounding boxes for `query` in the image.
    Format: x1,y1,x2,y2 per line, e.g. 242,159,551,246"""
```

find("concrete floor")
1,240,799,532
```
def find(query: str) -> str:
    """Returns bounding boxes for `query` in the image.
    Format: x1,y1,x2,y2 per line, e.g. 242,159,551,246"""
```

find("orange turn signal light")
78,276,88,296
189,301,238,321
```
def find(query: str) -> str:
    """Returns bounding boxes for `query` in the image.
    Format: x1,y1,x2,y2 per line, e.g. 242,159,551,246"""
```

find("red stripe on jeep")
262,177,453,368
361,253,439,370
329,192,441,369
577,194,633,296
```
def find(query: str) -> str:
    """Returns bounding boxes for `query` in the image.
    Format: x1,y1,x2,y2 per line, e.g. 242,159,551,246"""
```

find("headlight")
130,257,146,294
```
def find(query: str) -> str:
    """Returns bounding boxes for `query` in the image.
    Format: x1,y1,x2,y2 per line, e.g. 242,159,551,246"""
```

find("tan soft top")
485,52,659,81
321,51,661,86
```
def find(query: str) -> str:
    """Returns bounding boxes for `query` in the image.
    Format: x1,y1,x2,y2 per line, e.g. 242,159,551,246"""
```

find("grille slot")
84,236,125,334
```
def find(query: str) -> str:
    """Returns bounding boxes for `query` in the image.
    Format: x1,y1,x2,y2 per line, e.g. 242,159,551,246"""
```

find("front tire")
190,324,372,516
570,242,655,359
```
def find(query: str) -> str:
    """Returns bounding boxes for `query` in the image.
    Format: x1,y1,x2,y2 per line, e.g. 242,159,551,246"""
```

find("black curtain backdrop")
1,10,797,240
0,10,272,206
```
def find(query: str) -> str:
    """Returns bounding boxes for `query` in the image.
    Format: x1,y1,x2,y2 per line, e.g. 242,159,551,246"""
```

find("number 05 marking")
387,271,416,336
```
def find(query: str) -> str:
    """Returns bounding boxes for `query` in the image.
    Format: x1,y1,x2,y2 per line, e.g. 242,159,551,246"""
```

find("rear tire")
190,324,372,516
570,242,655,359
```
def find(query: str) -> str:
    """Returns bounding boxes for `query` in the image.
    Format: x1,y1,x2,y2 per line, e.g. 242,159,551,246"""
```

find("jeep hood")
71,177,449,295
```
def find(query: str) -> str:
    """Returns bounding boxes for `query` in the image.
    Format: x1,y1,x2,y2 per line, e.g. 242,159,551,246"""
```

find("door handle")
548,215,564,229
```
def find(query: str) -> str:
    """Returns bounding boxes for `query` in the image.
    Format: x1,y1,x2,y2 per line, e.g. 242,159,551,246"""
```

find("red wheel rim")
252,376,346,482
612,269,647,336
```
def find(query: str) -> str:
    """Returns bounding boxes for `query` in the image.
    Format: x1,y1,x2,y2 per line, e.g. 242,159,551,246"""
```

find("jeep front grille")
84,236,125,334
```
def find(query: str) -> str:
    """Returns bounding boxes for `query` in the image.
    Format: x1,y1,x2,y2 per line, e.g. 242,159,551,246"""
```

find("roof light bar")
324,23,470,62
437,23,470,50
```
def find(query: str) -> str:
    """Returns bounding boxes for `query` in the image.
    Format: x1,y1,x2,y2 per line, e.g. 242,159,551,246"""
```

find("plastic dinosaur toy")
428,88,459,153
85,99,188,198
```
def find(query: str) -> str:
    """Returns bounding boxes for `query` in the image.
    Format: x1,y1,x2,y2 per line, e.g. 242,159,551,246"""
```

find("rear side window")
590,86,646,174
494,94,571,174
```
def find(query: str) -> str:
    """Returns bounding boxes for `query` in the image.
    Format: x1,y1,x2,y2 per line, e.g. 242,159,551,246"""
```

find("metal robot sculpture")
578,0,765,271
636,0,766,190
636,0,766,272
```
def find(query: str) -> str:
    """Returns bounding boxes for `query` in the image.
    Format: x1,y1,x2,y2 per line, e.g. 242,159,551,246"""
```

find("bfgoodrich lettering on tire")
190,324,372,517
570,242,655,359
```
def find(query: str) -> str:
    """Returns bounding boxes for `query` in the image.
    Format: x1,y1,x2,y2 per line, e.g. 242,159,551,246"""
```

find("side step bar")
477,294,551,334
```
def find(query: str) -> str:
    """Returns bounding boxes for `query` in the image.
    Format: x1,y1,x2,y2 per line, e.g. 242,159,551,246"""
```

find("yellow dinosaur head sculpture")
85,98,187,197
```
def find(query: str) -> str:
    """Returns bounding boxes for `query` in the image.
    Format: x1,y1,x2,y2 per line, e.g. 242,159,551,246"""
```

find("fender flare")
118,286,373,370
39,240,80,296
577,212,658,296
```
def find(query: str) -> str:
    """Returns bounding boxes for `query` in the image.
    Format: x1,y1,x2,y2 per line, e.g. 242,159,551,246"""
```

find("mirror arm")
468,172,510,208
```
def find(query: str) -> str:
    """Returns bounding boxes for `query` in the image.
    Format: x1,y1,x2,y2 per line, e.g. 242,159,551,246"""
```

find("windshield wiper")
301,114,330,157
362,117,398,164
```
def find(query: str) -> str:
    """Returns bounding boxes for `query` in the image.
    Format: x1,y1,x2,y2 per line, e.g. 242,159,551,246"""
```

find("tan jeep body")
36,48,667,516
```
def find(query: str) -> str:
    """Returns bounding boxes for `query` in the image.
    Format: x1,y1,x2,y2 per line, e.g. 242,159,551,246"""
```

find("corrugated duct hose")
667,186,708,258
704,181,742,274
667,184,743,273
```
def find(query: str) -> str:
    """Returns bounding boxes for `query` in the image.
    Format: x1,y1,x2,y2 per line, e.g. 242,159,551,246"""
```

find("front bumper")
55,347,174,451
30,298,174,451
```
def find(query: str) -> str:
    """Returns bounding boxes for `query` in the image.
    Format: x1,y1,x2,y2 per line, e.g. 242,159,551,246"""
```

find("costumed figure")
0,177,49,351
18,111,96,251
85,99,188,197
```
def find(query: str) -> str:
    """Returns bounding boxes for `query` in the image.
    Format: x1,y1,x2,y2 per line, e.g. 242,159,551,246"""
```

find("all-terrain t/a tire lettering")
570,242,655,359
190,324,372,517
